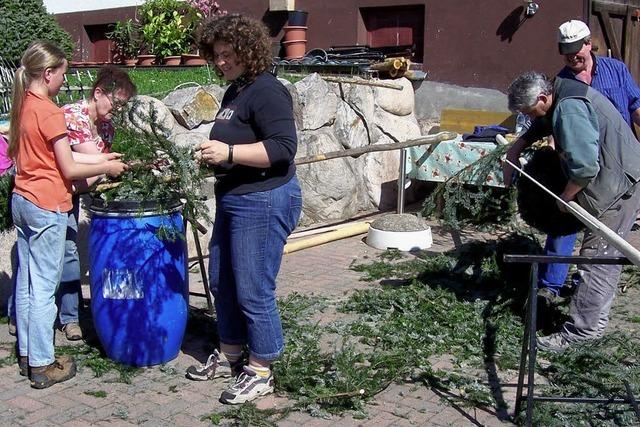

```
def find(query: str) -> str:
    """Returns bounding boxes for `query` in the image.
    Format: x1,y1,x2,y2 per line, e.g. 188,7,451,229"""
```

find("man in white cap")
557,19,640,131
505,19,640,315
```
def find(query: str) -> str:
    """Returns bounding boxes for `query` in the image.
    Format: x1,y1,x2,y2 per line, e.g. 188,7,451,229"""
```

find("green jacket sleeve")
553,98,600,187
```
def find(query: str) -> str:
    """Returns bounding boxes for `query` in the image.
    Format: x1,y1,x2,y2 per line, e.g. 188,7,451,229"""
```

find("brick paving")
4,215,639,426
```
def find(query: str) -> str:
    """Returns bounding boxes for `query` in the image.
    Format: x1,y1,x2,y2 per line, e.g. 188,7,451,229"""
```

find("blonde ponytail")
7,41,67,159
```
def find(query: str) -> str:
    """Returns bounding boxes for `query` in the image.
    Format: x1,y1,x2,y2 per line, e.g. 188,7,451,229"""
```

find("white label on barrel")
102,269,144,299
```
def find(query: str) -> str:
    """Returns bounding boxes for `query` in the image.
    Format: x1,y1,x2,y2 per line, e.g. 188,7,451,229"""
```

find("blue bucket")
88,199,188,367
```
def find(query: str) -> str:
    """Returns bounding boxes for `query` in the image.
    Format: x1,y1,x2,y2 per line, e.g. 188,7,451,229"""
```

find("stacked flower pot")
283,10,308,59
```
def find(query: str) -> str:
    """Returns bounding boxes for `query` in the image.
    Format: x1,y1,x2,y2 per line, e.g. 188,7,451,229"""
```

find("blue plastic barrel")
88,199,188,367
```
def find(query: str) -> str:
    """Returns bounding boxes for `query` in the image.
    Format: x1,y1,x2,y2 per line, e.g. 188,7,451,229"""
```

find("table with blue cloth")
406,134,506,188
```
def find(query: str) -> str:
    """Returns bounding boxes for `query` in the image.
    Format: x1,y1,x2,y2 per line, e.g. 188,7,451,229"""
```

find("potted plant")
107,19,141,65
139,0,196,65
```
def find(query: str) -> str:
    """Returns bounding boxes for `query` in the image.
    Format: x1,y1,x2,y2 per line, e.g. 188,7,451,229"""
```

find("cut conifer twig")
498,134,640,267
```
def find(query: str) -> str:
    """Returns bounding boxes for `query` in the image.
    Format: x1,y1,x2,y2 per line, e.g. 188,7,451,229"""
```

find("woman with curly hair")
186,14,301,404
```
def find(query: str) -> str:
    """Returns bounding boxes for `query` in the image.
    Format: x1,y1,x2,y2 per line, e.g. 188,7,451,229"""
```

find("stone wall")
0,74,420,311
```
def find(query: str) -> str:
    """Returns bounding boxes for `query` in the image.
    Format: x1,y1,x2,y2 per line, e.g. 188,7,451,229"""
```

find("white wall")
43,0,145,15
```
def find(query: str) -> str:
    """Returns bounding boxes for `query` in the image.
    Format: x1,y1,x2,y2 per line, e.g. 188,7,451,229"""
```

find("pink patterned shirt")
62,99,115,153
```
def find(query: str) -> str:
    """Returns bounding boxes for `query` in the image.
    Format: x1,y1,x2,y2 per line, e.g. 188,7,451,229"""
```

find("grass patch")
84,390,107,398
61,67,304,106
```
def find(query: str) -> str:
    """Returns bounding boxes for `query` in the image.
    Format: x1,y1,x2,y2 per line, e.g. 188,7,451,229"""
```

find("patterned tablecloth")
406,134,505,188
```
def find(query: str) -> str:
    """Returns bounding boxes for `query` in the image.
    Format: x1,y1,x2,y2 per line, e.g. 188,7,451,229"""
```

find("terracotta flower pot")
181,53,208,66
283,39,307,59
137,54,156,66
283,26,307,42
124,58,138,66
163,56,182,66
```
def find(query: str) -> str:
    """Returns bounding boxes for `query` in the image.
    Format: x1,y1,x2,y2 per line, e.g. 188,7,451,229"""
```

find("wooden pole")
294,131,456,165
321,76,403,90
94,132,456,196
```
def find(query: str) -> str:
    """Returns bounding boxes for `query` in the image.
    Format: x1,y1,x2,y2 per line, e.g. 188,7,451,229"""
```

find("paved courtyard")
1,213,638,426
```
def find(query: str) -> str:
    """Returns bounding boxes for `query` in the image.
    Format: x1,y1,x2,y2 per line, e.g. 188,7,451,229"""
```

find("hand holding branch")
195,140,230,165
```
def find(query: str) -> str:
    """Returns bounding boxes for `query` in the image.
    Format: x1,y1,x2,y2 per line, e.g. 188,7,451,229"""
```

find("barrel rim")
89,197,183,216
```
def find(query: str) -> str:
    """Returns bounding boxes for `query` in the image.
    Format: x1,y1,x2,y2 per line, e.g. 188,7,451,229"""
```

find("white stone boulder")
293,73,339,131
374,77,414,116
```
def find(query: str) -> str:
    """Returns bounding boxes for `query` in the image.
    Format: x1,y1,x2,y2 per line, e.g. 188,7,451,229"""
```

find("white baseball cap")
557,20,591,54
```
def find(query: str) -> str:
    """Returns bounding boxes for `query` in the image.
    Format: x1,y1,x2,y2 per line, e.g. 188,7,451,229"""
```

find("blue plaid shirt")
557,53,640,129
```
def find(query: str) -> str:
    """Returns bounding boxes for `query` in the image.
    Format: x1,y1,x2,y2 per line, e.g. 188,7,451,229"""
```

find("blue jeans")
58,196,81,325
12,194,67,367
7,198,80,325
538,233,578,295
208,176,302,361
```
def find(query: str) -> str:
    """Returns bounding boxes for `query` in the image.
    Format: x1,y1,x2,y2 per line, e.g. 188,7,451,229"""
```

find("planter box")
269,0,295,11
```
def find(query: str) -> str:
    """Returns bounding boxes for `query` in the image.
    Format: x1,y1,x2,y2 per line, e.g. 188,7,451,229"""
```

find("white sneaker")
219,365,274,405
536,332,573,352
185,349,237,380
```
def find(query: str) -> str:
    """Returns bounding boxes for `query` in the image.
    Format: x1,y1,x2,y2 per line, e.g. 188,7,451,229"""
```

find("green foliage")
526,333,640,426
422,143,517,230
0,0,73,64
84,390,108,398
56,344,140,383
106,19,141,59
126,67,220,98
94,99,210,226
139,0,197,57
0,173,15,232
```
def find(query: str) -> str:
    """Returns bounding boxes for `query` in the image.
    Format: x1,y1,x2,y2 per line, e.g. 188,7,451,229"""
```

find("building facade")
45,0,604,90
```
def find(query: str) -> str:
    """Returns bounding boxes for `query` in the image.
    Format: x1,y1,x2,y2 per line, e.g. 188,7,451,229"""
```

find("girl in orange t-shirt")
8,40,128,389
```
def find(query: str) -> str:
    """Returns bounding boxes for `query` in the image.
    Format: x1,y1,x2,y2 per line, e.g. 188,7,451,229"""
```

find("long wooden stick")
321,76,403,90
295,131,456,165
499,135,640,266
94,131,456,195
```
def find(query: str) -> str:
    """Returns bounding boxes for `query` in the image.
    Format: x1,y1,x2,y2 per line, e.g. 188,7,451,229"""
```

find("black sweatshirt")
209,72,297,195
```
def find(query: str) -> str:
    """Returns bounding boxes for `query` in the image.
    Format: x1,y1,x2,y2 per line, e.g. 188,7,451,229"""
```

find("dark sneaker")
18,356,28,377
219,365,274,405
537,288,561,310
8,317,16,336
30,355,77,389
536,332,572,352
186,349,237,381
62,322,83,341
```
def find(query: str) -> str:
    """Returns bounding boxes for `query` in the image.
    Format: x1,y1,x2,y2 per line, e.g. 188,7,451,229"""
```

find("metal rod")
623,380,640,421
397,148,407,214
191,222,214,316
514,264,535,417
503,254,631,265
525,262,538,427
532,396,633,404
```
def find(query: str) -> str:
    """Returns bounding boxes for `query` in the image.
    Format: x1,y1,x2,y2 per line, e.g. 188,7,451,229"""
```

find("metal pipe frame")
504,254,640,426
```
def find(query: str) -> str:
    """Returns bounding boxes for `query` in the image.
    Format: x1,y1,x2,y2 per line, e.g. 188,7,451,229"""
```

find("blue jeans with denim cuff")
539,233,578,295
12,193,67,367
209,176,302,361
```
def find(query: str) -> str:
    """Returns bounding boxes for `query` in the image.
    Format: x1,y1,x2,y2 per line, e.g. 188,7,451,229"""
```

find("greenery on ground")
56,344,140,384
205,233,639,426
